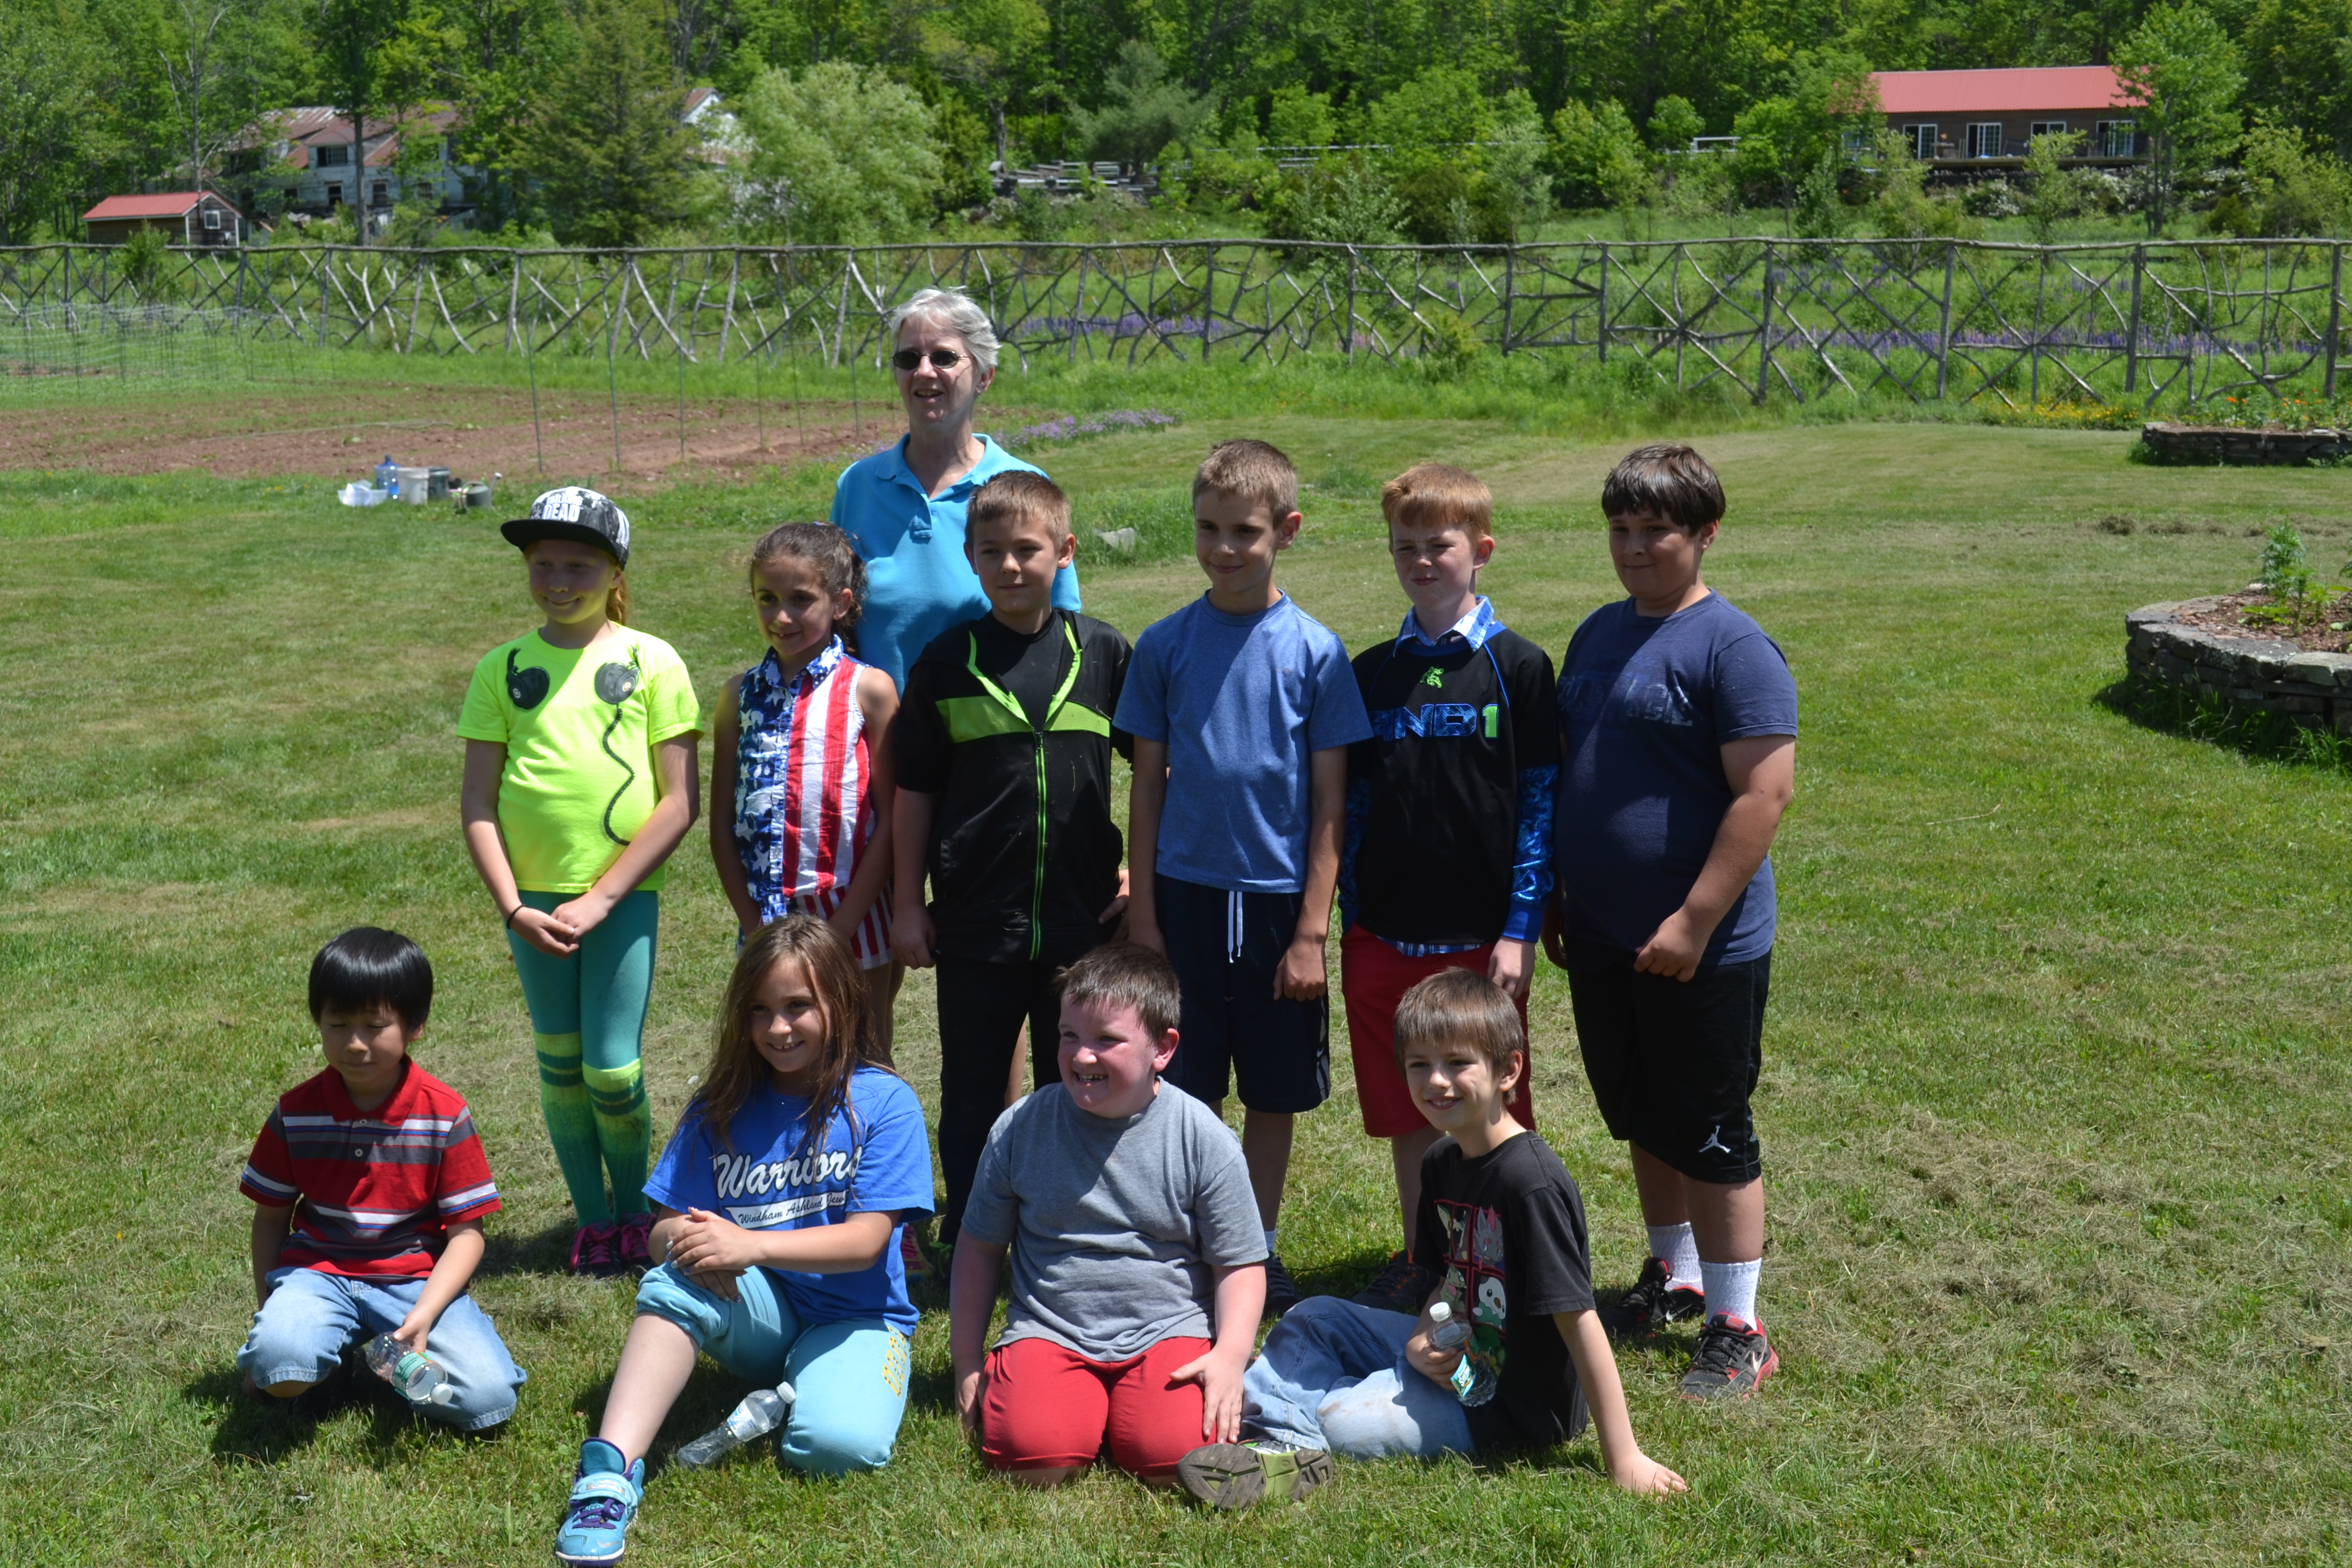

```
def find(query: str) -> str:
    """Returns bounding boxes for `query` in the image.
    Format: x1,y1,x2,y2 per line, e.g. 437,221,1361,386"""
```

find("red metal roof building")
82,191,244,246
1870,66,2144,165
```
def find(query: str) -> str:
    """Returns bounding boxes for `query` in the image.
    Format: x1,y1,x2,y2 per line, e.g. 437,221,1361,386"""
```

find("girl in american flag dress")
712,523,904,1060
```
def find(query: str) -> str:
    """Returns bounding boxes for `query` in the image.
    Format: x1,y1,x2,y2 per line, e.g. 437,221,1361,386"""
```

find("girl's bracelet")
502,904,523,929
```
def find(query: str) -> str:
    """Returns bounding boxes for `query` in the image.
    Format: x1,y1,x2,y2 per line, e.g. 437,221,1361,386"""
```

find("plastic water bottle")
376,456,399,497
674,1382,796,1469
1426,1301,1497,1407
364,1333,456,1406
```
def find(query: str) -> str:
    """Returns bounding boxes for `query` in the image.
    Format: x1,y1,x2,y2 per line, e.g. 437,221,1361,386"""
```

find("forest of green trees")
4,0,2349,248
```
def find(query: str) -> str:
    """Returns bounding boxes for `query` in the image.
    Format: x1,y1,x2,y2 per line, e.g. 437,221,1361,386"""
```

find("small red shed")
82,192,246,247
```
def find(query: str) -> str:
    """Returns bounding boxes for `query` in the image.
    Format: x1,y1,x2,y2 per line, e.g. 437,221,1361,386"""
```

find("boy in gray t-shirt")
950,944,1269,1488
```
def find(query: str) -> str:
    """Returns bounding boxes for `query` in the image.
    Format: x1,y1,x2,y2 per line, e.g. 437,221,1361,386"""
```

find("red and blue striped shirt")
239,1062,501,1279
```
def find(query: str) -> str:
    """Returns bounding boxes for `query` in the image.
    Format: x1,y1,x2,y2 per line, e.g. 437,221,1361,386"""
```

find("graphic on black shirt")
1413,1133,1596,1448
1431,1197,1510,1393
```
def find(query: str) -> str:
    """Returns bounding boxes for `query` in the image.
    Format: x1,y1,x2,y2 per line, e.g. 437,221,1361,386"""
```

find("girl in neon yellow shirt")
460,487,702,1276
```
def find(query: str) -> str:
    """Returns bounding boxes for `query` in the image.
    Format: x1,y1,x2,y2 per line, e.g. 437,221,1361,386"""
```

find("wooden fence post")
1500,243,1514,356
2029,250,2046,408
1596,244,1608,366
2325,242,2343,399
1754,244,1774,405
2125,245,2144,397
1202,243,1214,360
1934,241,1955,400
1344,248,1357,357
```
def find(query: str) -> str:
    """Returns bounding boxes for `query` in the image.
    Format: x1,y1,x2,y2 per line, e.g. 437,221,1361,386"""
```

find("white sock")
1699,1259,1761,1328
1264,1227,1279,1253
1646,1223,1702,1291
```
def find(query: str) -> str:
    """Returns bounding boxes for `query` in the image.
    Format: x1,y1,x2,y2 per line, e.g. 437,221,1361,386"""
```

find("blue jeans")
1242,1296,1472,1459
236,1266,527,1431
635,1263,911,1474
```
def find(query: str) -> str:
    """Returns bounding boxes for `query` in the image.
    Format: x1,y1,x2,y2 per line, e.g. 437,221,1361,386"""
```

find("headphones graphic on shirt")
507,645,644,846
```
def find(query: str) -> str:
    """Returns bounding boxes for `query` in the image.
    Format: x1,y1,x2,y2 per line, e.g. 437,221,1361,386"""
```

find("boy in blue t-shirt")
1544,443,1797,1402
1118,438,1375,1317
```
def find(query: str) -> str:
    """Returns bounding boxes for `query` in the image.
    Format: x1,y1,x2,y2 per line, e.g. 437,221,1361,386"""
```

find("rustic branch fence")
1,238,2343,411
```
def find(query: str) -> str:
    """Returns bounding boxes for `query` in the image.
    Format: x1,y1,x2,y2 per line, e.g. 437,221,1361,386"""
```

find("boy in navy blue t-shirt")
1544,443,1797,1401
1118,438,1375,1316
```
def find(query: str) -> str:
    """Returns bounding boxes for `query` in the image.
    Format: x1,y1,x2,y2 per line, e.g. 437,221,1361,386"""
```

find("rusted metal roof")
1872,66,2134,115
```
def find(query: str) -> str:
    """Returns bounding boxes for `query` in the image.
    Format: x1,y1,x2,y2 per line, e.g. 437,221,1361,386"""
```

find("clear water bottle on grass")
364,1333,456,1406
1426,1301,1497,1408
675,1382,796,1469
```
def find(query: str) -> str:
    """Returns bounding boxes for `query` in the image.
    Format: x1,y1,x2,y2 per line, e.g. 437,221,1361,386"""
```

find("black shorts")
1563,942,1770,1185
1156,874,1330,1114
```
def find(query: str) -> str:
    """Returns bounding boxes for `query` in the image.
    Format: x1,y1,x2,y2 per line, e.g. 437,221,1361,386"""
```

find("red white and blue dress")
732,638,893,966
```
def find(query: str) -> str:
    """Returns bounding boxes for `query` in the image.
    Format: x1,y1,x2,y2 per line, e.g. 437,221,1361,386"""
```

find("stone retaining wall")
2139,423,2352,466
2126,598,2352,731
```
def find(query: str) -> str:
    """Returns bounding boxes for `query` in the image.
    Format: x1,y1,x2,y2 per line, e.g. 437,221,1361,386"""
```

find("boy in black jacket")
892,471,1133,1247
1338,464,1559,1314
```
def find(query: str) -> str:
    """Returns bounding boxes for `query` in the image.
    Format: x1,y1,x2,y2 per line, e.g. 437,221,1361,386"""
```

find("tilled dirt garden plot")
0,386,1038,485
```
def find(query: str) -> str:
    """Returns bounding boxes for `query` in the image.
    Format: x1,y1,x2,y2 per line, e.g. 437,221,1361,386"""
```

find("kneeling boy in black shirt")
1178,968,1685,1507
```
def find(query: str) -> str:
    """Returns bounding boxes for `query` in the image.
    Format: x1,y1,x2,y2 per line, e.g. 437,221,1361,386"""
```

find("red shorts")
1342,924,1534,1138
979,1335,1211,1479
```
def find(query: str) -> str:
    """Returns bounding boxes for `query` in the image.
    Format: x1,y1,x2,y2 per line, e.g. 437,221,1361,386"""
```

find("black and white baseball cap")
501,486,632,566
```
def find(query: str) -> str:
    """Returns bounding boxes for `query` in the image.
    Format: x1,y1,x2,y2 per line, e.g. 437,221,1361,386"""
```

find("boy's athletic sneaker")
1176,1442,1333,1509
1679,1315,1777,1400
1262,1254,1304,1319
1351,1251,1438,1316
554,1440,644,1565
1600,1257,1706,1343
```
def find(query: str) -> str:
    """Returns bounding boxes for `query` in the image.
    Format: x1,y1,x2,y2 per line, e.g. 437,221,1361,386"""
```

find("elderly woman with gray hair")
828,287,1081,692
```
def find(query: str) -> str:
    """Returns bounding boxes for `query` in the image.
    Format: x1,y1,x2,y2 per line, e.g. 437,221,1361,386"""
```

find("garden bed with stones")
2126,597,2352,732
2138,423,2352,466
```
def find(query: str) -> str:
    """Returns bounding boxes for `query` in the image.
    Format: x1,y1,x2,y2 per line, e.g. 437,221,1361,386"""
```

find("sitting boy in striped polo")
236,927,527,1430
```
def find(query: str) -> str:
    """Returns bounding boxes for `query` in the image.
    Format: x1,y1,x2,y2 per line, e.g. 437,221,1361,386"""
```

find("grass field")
3,418,2349,1566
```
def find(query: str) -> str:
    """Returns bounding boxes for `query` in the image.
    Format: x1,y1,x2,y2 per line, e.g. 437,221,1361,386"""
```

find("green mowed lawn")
2,422,2347,1565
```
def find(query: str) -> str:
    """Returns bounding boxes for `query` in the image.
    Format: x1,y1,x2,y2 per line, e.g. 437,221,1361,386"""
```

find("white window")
2095,119,2138,158
316,143,349,167
201,207,221,230
1902,124,1940,159
1966,123,2005,158
2028,120,2069,143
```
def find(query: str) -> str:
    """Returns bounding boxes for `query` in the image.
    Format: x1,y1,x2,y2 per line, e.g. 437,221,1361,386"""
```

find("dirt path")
0,387,1049,487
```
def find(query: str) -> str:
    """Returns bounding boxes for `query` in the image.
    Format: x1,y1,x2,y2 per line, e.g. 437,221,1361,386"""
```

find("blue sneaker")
554,1440,643,1565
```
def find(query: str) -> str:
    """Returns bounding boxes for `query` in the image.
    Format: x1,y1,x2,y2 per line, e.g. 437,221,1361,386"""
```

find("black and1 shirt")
1342,600,1560,949
1411,1130,1595,1450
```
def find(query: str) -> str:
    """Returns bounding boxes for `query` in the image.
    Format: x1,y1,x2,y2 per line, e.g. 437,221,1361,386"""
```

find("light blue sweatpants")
634,1261,912,1474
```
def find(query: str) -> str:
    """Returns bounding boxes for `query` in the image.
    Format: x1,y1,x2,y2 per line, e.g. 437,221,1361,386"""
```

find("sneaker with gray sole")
1678,1315,1778,1400
1176,1442,1333,1509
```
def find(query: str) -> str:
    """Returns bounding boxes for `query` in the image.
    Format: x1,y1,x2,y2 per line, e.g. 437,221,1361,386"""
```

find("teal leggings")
507,890,658,1226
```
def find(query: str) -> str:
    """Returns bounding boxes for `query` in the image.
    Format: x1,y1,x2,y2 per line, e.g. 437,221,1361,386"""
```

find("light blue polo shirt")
829,435,1082,691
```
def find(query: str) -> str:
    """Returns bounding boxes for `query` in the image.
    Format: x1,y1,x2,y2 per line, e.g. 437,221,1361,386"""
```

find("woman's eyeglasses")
891,348,966,372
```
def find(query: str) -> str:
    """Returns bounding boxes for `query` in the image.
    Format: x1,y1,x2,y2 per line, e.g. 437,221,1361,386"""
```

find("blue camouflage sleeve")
1502,765,1559,941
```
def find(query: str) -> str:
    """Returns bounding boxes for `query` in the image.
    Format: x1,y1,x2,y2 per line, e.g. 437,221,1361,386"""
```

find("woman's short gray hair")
887,287,1000,374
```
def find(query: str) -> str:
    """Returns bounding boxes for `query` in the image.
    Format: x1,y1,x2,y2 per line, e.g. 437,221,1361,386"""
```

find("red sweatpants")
979,1335,1211,1479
